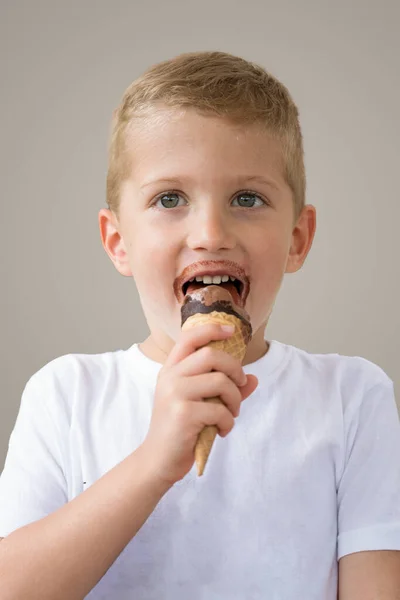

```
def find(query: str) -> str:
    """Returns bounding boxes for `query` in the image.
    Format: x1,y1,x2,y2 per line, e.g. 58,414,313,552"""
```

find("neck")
139,326,270,366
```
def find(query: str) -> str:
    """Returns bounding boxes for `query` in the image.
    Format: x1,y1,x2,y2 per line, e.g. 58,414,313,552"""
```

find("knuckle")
234,367,246,387
214,371,227,387
223,405,234,423
223,413,235,435
172,401,189,422
232,357,243,373
200,345,215,362
222,374,237,395
161,376,178,401
228,388,241,415
157,367,167,381
182,328,196,343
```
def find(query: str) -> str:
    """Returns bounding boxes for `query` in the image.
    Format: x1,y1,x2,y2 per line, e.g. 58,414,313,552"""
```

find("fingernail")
221,325,234,333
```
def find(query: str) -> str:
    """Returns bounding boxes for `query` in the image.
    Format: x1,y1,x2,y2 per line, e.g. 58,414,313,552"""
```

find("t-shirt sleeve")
337,371,400,559
0,371,68,537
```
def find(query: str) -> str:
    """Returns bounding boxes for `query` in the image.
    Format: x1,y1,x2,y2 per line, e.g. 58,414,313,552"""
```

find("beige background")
1,0,399,469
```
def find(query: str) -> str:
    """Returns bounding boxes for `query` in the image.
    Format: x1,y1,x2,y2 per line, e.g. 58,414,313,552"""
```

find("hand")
141,324,258,487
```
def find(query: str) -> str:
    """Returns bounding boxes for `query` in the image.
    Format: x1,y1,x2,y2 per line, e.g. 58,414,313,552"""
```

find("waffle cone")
182,311,249,476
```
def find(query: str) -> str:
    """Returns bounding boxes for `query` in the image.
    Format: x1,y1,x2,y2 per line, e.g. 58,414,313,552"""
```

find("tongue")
186,282,241,305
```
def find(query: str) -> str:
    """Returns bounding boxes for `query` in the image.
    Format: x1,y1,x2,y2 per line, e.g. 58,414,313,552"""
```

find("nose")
186,203,236,252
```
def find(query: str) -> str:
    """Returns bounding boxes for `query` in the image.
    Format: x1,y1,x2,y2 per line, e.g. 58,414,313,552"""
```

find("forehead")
125,107,285,178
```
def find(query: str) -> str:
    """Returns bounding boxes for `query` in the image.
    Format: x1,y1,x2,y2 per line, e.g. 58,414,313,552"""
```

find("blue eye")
232,192,265,208
155,192,185,209
153,190,267,209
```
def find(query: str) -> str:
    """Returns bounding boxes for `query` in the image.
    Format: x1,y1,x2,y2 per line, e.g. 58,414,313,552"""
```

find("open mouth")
181,278,244,306
174,261,250,309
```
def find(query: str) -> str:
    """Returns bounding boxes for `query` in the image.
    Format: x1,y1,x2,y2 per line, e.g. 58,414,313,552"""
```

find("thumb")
240,374,259,400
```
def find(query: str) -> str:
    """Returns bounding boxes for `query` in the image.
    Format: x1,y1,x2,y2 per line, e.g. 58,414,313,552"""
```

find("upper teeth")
190,274,237,284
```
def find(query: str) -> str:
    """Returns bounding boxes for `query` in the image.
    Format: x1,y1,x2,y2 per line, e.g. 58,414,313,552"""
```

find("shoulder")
29,347,123,383
23,347,126,415
284,342,393,394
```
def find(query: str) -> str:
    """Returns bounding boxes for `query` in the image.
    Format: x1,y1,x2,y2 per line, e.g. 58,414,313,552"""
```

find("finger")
239,374,259,401
175,346,247,388
164,324,235,368
184,372,242,417
192,399,235,438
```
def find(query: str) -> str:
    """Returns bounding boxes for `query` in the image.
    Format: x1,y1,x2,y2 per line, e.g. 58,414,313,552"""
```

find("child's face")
99,107,315,363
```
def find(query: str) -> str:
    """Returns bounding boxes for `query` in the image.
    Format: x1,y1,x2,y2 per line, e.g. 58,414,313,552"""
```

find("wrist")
133,443,174,496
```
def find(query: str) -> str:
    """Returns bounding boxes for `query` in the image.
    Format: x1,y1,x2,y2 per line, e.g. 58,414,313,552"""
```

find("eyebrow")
140,175,281,192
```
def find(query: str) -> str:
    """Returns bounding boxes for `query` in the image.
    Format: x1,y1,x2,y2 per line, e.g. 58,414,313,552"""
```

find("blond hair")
106,51,305,221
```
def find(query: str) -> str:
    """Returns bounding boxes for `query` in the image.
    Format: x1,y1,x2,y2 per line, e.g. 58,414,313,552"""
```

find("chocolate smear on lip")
181,285,252,345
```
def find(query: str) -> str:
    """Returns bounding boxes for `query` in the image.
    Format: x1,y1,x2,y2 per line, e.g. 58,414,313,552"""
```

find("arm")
337,371,400,598
338,550,400,599
0,324,253,598
0,444,171,600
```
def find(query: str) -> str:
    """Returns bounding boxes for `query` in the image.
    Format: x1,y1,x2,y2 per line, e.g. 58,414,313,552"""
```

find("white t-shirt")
1,339,400,599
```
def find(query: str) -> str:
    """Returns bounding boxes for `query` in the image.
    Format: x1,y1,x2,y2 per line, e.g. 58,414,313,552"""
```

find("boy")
0,51,400,599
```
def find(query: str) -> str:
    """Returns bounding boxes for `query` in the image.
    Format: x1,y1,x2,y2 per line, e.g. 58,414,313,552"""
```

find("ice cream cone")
181,286,252,476
182,311,249,475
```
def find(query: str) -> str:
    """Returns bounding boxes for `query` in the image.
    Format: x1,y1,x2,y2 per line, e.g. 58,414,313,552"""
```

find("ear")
285,204,317,274
98,208,133,277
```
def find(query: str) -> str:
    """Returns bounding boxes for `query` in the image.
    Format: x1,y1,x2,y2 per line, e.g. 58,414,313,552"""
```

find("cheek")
250,234,289,290
251,231,289,269
129,220,173,266
129,237,176,299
